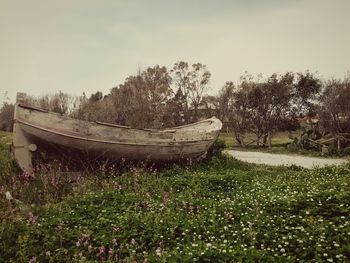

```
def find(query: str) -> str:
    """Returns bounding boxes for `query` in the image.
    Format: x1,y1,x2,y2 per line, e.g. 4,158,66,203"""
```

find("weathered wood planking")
13,92,222,173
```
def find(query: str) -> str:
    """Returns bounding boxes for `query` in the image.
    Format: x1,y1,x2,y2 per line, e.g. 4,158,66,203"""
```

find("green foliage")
342,146,350,156
205,138,226,159
109,65,173,128
0,132,18,181
318,77,350,135
1,152,350,262
0,102,14,132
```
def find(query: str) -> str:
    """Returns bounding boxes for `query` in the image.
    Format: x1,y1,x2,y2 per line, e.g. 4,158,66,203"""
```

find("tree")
229,83,252,146
249,73,294,147
89,91,103,102
228,73,295,147
216,81,235,122
109,65,172,128
163,88,187,126
71,91,114,122
142,65,172,127
171,61,192,118
29,91,79,116
318,77,350,144
200,95,219,120
171,62,211,122
110,74,149,128
188,63,211,120
293,71,322,117
0,102,15,132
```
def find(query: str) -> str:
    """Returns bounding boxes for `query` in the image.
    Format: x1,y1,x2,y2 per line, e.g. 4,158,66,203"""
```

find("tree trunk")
262,134,267,146
256,132,260,146
234,132,243,147
268,131,272,148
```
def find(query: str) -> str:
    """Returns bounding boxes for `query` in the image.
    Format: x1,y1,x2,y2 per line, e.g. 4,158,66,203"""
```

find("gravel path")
226,150,348,169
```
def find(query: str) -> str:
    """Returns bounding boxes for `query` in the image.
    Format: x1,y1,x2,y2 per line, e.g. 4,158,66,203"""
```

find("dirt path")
226,150,348,169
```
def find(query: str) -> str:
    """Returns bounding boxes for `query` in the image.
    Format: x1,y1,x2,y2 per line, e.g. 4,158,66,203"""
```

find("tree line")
1,62,349,149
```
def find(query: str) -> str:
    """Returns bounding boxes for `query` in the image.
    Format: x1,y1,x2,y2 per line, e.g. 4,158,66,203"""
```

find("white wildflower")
5,191,13,200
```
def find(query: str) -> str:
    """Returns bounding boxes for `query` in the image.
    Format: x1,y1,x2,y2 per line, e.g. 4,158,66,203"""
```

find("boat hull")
19,121,214,161
13,93,222,172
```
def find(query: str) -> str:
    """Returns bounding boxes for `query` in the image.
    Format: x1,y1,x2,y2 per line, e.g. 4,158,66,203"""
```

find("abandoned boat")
13,93,222,173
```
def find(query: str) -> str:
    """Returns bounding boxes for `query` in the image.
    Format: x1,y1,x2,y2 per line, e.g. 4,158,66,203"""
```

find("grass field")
1,132,350,262
218,131,342,157
219,131,294,149
0,130,12,141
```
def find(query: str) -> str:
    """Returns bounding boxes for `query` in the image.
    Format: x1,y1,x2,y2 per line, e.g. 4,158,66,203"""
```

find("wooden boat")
13,93,222,173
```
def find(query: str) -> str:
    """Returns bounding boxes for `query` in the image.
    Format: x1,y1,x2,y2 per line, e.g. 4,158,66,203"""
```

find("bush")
0,132,18,182
341,146,350,156
0,103,14,132
206,138,226,159
287,138,299,152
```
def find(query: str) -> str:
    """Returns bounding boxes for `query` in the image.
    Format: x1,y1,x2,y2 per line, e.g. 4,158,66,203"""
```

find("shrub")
341,146,350,156
0,132,18,181
206,138,226,159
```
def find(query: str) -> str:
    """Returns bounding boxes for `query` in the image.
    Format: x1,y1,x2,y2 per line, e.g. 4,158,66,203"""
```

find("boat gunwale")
18,103,49,113
17,104,221,133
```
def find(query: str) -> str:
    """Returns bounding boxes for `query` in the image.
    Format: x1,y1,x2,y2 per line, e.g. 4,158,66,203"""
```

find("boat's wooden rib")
13,92,222,173
95,121,131,129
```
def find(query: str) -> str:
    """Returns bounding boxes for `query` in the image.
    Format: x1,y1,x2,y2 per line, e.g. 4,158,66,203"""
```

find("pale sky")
1,0,349,105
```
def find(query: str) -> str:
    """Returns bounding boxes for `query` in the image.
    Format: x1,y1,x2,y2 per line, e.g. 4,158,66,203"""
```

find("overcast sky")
1,0,349,105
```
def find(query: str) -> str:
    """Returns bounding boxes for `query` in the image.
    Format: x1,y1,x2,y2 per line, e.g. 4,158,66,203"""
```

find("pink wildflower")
99,245,106,254
51,175,58,188
27,212,38,225
97,245,106,260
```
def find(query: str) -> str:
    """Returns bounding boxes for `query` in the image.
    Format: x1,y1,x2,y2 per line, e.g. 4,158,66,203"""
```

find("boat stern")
13,92,35,173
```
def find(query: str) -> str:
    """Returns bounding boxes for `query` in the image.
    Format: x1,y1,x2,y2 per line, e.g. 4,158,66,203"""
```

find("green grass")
0,130,12,141
1,133,350,262
219,131,294,149
219,131,347,158
0,131,18,181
